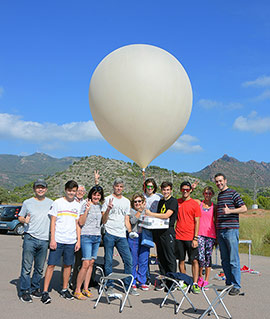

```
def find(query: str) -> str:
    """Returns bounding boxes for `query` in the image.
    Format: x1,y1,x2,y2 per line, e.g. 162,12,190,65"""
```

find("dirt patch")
240,209,270,218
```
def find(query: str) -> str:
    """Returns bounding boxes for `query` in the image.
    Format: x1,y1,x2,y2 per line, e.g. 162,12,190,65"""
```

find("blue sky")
1,0,270,173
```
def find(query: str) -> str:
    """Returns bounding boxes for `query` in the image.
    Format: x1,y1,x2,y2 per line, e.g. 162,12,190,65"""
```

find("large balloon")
89,44,192,168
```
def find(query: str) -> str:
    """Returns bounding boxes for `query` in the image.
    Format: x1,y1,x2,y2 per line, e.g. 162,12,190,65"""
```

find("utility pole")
251,169,260,203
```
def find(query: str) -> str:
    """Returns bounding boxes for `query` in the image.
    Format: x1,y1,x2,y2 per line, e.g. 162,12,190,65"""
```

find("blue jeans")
103,232,132,288
20,233,49,294
218,229,241,289
128,234,150,285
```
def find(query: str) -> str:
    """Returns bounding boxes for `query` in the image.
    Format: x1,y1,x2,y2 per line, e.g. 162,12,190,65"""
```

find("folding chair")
200,284,234,319
158,273,197,315
93,268,134,313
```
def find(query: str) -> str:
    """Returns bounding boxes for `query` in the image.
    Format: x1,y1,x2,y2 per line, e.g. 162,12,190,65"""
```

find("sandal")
74,292,87,300
82,289,93,298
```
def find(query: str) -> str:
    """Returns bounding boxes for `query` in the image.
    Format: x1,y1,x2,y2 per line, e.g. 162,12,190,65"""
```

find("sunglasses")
146,185,154,189
92,186,103,191
204,192,212,195
181,188,191,193
134,200,143,204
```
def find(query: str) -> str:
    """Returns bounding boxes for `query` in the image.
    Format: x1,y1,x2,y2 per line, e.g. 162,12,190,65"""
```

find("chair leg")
213,288,232,318
118,276,133,313
200,290,220,319
200,286,232,319
176,285,197,314
159,277,197,315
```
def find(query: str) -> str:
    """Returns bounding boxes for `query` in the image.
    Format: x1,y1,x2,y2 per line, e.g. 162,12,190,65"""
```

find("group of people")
18,171,247,304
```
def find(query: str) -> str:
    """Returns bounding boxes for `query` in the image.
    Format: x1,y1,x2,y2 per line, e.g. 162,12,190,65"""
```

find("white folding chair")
200,284,234,319
94,269,134,313
158,274,197,315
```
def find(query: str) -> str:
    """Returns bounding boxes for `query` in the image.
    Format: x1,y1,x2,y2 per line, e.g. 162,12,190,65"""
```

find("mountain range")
0,153,79,189
192,154,270,189
0,152,269,192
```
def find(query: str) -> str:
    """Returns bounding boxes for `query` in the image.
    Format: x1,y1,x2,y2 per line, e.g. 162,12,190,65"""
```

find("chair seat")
103,273,132,280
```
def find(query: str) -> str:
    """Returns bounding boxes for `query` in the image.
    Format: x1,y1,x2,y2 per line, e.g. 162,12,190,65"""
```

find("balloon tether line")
142,168,145,184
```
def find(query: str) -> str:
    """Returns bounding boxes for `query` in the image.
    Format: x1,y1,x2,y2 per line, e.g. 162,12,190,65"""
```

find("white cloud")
0,86,4,98
0,113,103,143
170,134,203,153
226,102,243,110
197,99,221,109
197,99,242,110
242,76,270,88
233,111,270,133
254,89,270,101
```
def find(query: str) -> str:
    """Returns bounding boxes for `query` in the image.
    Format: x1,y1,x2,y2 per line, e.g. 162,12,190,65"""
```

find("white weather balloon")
89,44,192,168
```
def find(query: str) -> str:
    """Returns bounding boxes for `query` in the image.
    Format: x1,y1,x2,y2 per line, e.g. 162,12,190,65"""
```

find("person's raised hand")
94,170,100,185
108,198,114,210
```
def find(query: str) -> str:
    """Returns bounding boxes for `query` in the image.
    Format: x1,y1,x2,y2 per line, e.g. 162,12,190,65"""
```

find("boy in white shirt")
41,180,81,304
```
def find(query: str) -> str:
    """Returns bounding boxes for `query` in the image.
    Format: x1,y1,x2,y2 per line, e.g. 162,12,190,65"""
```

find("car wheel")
14,224,24,235
0,229,8,234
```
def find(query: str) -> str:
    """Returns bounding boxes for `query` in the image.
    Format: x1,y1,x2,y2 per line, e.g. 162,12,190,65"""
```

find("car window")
0,207,4,216
5,207,16,218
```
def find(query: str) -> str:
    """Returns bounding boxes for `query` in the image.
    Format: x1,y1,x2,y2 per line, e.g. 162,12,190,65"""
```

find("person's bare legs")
83,260,94,291
179,260,186,273
199,267,204,278
192,259,199,283
204,266,211,282
43,265,55,291
62,265,72,290
75,260,90,294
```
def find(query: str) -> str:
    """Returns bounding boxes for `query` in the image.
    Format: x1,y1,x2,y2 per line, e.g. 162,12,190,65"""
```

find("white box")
138,215,169,229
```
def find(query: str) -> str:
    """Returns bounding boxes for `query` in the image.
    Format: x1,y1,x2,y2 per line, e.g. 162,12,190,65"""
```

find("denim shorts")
81,235,101,260
47,242,75,266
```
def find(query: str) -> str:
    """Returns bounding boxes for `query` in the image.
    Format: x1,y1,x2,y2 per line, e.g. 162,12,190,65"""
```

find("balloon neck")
142,168,145,183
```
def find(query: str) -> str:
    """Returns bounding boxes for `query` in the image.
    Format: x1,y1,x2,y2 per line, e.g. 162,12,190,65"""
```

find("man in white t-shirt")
102,178,133,294
41,180,81,304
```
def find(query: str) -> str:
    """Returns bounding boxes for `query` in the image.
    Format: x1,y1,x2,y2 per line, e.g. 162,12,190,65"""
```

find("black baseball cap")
180,181,192,189
33,179,47,188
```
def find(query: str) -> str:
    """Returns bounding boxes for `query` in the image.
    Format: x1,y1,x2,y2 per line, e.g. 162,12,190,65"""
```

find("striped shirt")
216,188,245,229
48,197,80,244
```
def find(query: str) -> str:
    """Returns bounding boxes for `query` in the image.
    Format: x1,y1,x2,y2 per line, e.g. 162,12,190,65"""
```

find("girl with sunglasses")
194,186,216,288
74,183,105,300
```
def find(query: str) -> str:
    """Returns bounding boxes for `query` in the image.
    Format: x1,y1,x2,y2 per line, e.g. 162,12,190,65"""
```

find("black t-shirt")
157,196,178,227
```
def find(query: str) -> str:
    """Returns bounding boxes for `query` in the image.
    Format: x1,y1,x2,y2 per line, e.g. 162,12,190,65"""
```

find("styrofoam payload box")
138,215,169,229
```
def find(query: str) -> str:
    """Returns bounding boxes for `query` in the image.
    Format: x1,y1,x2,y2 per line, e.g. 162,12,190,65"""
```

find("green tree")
241,194,254,208
257,196,270,210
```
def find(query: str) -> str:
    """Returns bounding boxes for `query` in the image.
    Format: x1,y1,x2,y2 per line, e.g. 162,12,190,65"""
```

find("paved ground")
1,233,269,319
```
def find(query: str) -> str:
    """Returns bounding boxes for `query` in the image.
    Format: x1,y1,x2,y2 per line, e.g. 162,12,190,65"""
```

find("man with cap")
101,178,135,295
18,179,53,303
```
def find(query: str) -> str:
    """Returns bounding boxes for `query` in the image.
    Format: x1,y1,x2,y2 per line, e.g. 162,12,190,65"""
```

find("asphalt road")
1,233,269,319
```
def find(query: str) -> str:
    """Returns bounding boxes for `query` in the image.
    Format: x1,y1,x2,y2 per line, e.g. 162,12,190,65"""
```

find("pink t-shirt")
198,202,216,239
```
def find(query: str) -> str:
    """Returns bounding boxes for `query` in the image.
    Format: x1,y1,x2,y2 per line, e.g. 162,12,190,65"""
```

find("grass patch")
239,216,270,256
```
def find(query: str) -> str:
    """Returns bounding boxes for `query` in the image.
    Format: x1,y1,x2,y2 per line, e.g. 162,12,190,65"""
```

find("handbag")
141,228,154,248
